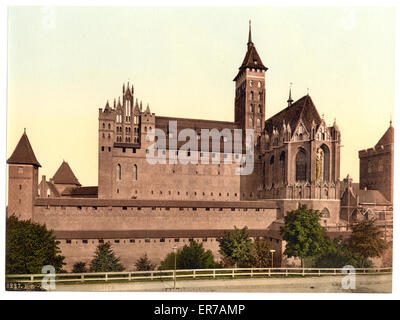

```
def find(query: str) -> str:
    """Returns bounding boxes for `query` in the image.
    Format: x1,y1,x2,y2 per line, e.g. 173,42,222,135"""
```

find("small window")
99,239,104,243
66,240,71,244
82,240,88,244
114,239,120,244
160,238,165,243
145,239,150,243
122,206,127,210
174,238,180,242
130,239,135,243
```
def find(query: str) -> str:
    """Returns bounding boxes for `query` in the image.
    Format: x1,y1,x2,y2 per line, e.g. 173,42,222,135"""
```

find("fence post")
31,275,34,283
129,273,132,281
318,269,321,277
232,269,235,278
151,272,153,280
251,269,253,278
268,268,271,277
285,269,288,277
81,274,84,283
105,274,108,282
193,270,196,279
302,268,305,277
213,269,216,279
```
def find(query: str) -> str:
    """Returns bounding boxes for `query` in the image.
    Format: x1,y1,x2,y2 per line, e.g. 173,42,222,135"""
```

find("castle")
7,24,349,270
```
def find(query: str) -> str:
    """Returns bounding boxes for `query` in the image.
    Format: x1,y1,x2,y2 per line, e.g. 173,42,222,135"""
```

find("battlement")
359,143,393,158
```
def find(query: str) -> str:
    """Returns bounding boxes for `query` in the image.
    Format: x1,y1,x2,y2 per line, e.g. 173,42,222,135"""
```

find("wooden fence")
6,267,392,285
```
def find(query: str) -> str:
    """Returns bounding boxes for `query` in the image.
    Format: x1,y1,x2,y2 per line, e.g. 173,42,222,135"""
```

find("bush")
72,262,88,273
6,215,65,274
159,241,219,270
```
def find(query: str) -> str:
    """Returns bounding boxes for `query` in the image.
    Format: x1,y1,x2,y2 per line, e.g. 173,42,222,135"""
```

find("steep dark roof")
52,161,81,186
265,95,322,137
375,124,394,148
61,186,98,197
233,42,267,81
7,131,41,167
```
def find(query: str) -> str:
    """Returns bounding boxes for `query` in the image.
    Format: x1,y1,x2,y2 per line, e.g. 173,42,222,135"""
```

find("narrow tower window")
117,164,122,180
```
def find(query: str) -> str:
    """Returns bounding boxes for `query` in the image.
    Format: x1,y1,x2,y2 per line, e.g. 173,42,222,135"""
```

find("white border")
0,0,399,301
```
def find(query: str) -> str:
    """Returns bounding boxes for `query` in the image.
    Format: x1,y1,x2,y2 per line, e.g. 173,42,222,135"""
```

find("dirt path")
54,274,392,293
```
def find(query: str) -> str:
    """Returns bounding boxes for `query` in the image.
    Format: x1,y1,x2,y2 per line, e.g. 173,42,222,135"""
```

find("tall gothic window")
269,156,275,186
296,149,307,181
279,151,286,183
316,145,330,181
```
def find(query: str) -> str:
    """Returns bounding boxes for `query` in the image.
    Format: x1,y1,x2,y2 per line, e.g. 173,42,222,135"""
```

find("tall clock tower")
234,21,268,147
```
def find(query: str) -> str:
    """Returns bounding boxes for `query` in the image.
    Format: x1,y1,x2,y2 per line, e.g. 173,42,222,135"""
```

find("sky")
7,6,395,186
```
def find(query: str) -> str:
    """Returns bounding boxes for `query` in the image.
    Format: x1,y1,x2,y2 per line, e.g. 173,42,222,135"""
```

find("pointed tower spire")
248,20,253,48
287,82,294,107
233,20,267,81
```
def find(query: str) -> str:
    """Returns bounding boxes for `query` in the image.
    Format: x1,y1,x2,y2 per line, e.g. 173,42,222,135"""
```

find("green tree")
159,252,177,270
6,216,65,274
159,242,219,270
249,237,273,268
217,227,253,267
177,241,219,269
135,253,155,271
280,205,330,267
89,242,124,272
313,237,371,268
72,262,87,273
347,219,388,267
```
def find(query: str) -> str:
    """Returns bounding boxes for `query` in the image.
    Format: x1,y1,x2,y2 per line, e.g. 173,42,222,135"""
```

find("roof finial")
24,128,26,134
390,113,392,127
248,20,253,47
307,88,310,96
287,82,293,107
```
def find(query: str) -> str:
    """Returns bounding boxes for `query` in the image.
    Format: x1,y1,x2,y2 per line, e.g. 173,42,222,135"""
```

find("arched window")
102,123,105,129
256,118,261,127
133,164,138,180
296,149,307,181
117,164,122,180
321,208,330,218
108,123,111,130
316,145,330,181
250,91,254,100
